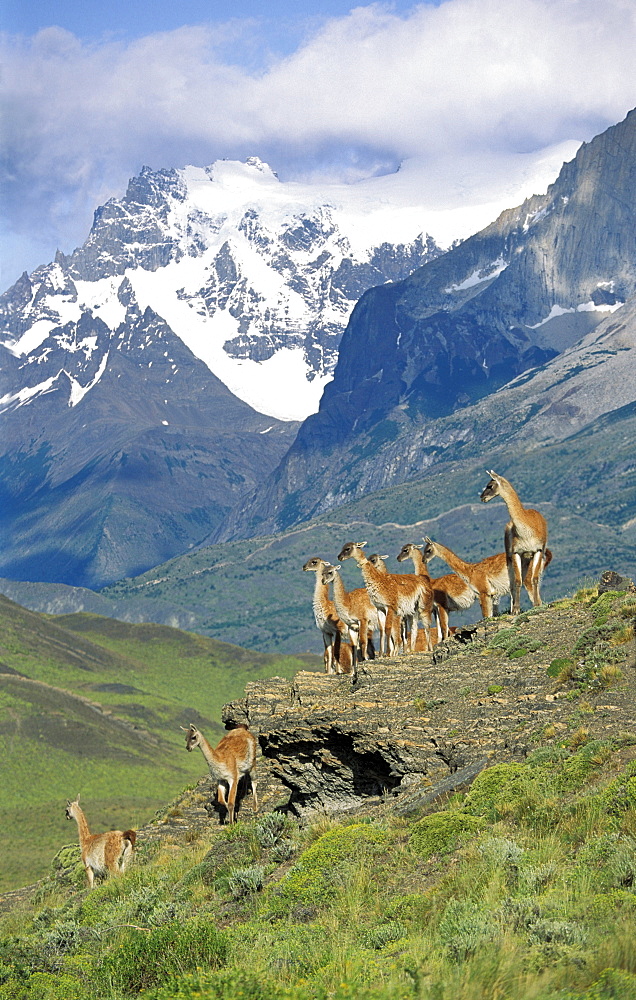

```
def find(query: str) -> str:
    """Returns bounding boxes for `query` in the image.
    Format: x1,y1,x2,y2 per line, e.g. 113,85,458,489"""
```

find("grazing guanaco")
422,537,553,618
183,723,258,824
337,541,433,654
321,563,377,661
480,471,549,612
65,795,136,888
303,556,355,673
397,542,476,640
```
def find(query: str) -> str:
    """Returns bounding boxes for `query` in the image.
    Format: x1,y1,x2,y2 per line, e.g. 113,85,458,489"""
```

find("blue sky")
2,1,430,50
2,0,636,287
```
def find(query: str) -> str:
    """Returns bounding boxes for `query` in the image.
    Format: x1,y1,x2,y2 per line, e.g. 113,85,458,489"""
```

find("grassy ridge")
1,588,635,1000
0,596,320,891
2,734,636,998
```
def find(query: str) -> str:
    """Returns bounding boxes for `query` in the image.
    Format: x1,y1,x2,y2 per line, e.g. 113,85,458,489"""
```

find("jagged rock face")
0,159,441,422
218,109,636,540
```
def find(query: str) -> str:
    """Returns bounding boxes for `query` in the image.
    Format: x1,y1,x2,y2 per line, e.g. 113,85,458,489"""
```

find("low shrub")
227,865,266,899
0,971,90,1000
410,812,484,857
274,823,387,907
462,763,538,822
601,760,636,817
363,920,409,950
97,920,227,994
437,899,498,961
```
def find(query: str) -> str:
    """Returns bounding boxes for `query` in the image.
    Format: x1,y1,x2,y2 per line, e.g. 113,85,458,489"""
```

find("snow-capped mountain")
0,158,442,422
0,156,451,586
217,108,636,540
0,142,587,587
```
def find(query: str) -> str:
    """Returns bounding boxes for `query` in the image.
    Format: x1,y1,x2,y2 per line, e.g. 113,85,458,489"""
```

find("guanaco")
338,541,433,654
303,556,355,673
65,795,135,888
422,537,552,618
397,542,476,640
183,723,258,824
321,562,377,661
480,470,548,612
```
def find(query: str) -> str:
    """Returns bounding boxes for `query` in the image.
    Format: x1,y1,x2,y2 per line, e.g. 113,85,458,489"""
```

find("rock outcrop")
219,591,636,819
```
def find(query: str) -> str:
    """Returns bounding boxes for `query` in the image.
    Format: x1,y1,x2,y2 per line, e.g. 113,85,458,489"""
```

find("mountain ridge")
216,108,636,541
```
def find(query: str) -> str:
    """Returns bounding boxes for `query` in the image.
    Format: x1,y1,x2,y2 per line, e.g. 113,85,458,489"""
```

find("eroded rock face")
222,595,636,818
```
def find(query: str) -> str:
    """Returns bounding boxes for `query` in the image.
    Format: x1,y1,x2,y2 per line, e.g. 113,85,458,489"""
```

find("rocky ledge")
219,582,636,820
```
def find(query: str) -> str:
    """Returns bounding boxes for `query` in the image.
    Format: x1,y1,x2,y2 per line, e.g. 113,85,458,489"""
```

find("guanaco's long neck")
498,481,527,523
312,572,336,628
410,550,431,578
331,572,348,611
198,736,220,774
433,543,473,577
72,806,91,847
357,554,389,595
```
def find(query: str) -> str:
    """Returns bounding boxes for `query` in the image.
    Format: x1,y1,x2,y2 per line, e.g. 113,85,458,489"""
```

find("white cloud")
2,0,636,285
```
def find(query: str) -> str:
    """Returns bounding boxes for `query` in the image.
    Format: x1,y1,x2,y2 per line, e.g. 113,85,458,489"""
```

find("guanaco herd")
65,472,547,886
304,471,550,676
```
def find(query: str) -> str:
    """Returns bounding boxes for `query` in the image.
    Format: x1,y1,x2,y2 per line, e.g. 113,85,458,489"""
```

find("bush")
275,823,387,907
363,920,409,950
463,763,537,822
437,899,497,961
478,837,524,866
601,760,636,817
0,971,90,1000
98,920,227,994
410,812,484,857
547,657,573,678
577,834,636,890
254,813,290,849
227,865,266,899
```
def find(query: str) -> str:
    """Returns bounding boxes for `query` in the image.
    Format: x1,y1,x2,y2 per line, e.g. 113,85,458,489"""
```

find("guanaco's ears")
358,540,368,547
423,536,432,543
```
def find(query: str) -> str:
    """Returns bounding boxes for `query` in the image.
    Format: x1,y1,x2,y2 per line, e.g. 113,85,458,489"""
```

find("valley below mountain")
0,593,319,891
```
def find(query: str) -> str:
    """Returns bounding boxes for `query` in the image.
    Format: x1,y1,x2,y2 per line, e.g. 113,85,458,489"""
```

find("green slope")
1,588,636,999
0,595,320,890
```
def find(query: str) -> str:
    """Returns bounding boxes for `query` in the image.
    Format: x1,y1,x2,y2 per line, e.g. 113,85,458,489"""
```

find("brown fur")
397,542,476,640
183,723,258,824
65,796,135,888
338,542,434,654
423,537,553,618
303,556,356,673
480,471,549,612
321,563,377,662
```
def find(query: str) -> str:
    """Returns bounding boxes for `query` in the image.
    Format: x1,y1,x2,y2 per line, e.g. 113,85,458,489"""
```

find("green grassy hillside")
1,589,636,999
0,596,319,891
